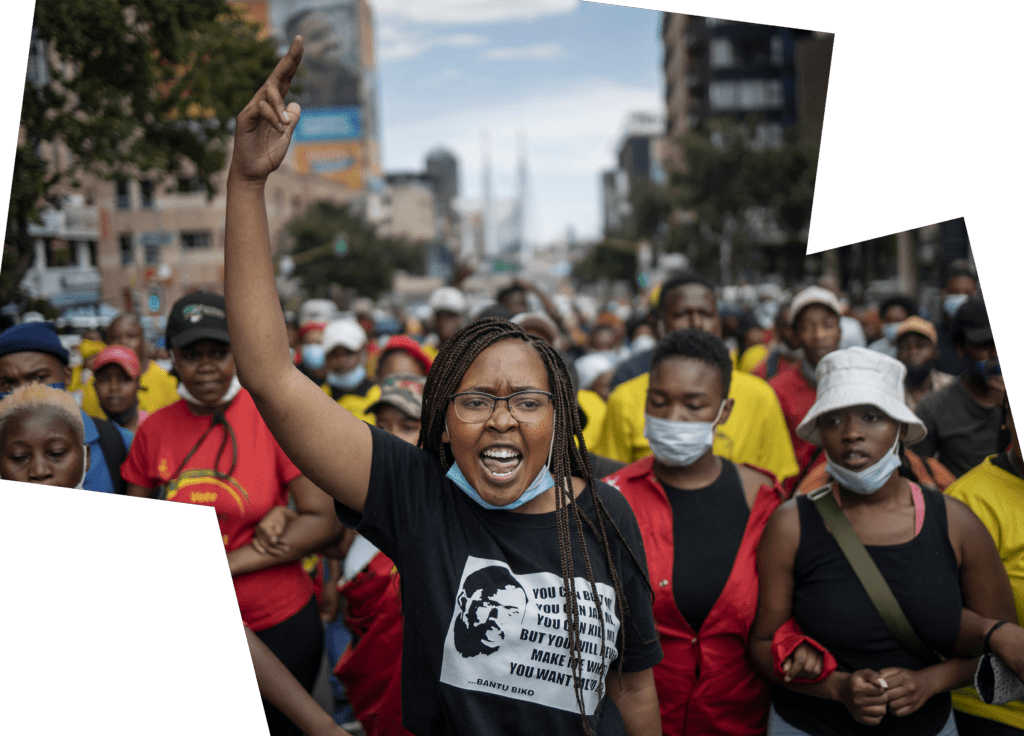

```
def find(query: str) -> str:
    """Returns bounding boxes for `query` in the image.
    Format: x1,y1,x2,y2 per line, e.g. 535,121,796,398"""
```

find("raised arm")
224,37,372,513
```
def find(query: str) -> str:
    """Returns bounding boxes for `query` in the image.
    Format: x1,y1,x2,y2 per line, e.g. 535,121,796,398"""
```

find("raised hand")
229,36,304,183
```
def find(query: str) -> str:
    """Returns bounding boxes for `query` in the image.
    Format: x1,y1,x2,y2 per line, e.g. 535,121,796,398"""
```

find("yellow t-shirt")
576,389,606,452
83,360,179,420
946,456,1024,729
739,344,770,374
591,367,799,483
321,382,381,425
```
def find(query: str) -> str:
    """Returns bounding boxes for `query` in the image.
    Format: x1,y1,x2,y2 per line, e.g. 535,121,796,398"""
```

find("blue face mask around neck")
445,414,556,511
326,364,367,391
825,429,902,495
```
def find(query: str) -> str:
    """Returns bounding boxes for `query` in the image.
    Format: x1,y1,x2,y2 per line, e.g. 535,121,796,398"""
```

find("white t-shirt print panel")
439,555,620,714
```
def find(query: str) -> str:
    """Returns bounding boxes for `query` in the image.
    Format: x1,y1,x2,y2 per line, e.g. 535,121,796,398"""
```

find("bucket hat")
796,346,927,446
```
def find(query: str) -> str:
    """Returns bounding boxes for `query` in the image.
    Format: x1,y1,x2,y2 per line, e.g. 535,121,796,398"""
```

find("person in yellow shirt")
82,314,178,419
574,352,616,451
319,318,378,424
946,396,1024,735
593,273,799,483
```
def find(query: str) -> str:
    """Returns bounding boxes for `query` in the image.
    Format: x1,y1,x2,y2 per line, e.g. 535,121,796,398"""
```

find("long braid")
420,318,655,734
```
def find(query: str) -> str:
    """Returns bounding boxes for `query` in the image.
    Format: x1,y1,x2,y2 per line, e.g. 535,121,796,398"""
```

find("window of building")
180,231,212,250
85,241,98,267
120,234,134,265
140,180,154,208
709,38,734,68
708,79,784,111
144,243,160,265
115,178,131,210
770,35,785,66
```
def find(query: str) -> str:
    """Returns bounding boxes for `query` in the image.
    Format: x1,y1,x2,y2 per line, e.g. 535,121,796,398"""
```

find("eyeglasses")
449,390,553,424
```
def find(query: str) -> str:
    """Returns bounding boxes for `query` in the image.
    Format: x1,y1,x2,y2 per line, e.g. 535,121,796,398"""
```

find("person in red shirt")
752,301,802,381
123,292,341,736
604,329,818,736
770,287,842,488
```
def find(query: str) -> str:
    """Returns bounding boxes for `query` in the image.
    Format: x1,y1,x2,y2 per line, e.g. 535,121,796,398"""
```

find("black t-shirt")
663,460,750,632
336,426,663,736
912,377,1003,477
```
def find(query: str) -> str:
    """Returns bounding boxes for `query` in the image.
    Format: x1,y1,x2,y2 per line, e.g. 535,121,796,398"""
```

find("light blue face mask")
326,364,366,391
301,343,326,370
943,293,970,319
883,322,899,343
825,430,902,495
445,414,556,511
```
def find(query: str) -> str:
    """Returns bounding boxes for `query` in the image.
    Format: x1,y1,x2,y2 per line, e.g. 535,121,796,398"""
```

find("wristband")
984,620,1009,655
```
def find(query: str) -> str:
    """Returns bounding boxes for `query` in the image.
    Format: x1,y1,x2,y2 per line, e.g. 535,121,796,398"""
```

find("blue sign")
293,107,362,142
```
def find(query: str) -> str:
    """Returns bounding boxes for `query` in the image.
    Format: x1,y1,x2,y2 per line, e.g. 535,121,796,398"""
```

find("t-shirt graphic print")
440,555,620,715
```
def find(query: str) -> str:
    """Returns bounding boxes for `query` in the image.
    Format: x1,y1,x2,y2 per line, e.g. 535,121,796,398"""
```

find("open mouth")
841,449,872,470
479,446,523,480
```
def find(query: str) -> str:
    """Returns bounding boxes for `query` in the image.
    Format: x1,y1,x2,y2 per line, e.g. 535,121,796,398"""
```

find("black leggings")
254,596,324,736
955,711,1024,736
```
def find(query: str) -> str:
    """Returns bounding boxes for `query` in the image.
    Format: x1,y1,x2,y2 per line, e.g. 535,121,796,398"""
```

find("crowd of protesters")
3,39,1024,736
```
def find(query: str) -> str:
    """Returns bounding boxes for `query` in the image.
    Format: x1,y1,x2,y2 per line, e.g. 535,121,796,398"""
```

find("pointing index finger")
268,35,305,98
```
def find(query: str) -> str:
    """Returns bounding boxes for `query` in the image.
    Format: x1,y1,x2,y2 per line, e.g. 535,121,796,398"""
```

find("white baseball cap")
322,318,367,355
790,286,841,327
796,347,927,446
429,286,468,315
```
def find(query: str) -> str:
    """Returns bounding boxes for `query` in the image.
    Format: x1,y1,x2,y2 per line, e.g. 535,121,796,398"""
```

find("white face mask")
825,430,902,495
644,401,726,468
176,373,242,407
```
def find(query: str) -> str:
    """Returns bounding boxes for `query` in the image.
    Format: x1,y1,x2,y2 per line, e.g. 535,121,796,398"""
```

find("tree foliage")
634,118,818,282
572,240,637,288
288,201,424,300
4,0,282,302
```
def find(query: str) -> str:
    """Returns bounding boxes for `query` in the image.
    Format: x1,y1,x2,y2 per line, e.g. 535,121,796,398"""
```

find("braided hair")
419,318,654,734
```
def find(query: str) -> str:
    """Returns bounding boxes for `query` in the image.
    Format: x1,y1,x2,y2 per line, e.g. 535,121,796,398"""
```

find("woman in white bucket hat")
749,347,1024,736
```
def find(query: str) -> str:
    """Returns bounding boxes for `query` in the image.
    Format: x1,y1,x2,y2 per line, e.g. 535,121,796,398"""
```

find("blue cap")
0,322,70,364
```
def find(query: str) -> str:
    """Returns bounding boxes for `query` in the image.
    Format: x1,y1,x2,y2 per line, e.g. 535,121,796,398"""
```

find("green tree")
4,0,282,302
288,201,424,300
646,118,818,282
572,239,638,288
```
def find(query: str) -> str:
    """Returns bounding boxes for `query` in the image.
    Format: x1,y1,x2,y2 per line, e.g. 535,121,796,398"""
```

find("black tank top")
773,487,962,736
662,460,749,632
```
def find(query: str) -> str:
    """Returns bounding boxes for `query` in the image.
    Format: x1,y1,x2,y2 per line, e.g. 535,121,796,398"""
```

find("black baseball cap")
165,292,230,348
951,297,993,344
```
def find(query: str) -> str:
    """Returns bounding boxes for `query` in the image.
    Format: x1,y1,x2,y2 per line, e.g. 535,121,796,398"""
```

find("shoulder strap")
766,350,781,379
811,490,937,660
93,418,128,495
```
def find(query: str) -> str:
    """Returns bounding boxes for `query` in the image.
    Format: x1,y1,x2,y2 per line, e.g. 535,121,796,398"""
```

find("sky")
368,0,663,247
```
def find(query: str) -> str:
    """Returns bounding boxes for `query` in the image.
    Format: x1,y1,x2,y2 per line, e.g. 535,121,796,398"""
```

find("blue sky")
369,0,663,245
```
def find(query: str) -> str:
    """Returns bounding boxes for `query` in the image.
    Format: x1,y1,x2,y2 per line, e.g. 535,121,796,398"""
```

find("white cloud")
379,29,488,62
371,0,579,25
485,43,569,60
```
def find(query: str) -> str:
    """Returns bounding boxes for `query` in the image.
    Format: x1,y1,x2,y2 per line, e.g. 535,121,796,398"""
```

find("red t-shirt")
604,457,786,736
769,364,820,474
121,390,313,631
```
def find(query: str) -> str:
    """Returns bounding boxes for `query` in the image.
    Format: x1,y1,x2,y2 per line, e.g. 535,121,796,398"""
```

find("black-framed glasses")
449,390,553,424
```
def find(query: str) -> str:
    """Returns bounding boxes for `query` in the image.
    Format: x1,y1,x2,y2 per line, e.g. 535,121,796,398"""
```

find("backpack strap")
809,486,938,661
93,418,128,495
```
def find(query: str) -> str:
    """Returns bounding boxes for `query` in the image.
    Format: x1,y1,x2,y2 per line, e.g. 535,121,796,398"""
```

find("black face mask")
904,361,934,387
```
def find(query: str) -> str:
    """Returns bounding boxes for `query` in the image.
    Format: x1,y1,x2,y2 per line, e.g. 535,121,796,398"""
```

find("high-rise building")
661,13,831,169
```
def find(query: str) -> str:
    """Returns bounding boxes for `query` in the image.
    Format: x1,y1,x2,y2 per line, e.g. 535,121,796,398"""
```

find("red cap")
92,345,141,379
298,321,327,339
381,335,433,375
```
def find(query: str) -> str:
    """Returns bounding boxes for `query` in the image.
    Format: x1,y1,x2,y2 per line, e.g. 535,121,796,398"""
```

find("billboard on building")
271,0,361,108
294,141,364,188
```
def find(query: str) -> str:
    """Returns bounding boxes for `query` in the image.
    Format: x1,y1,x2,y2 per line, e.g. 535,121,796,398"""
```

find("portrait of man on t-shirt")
454,566,528,658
